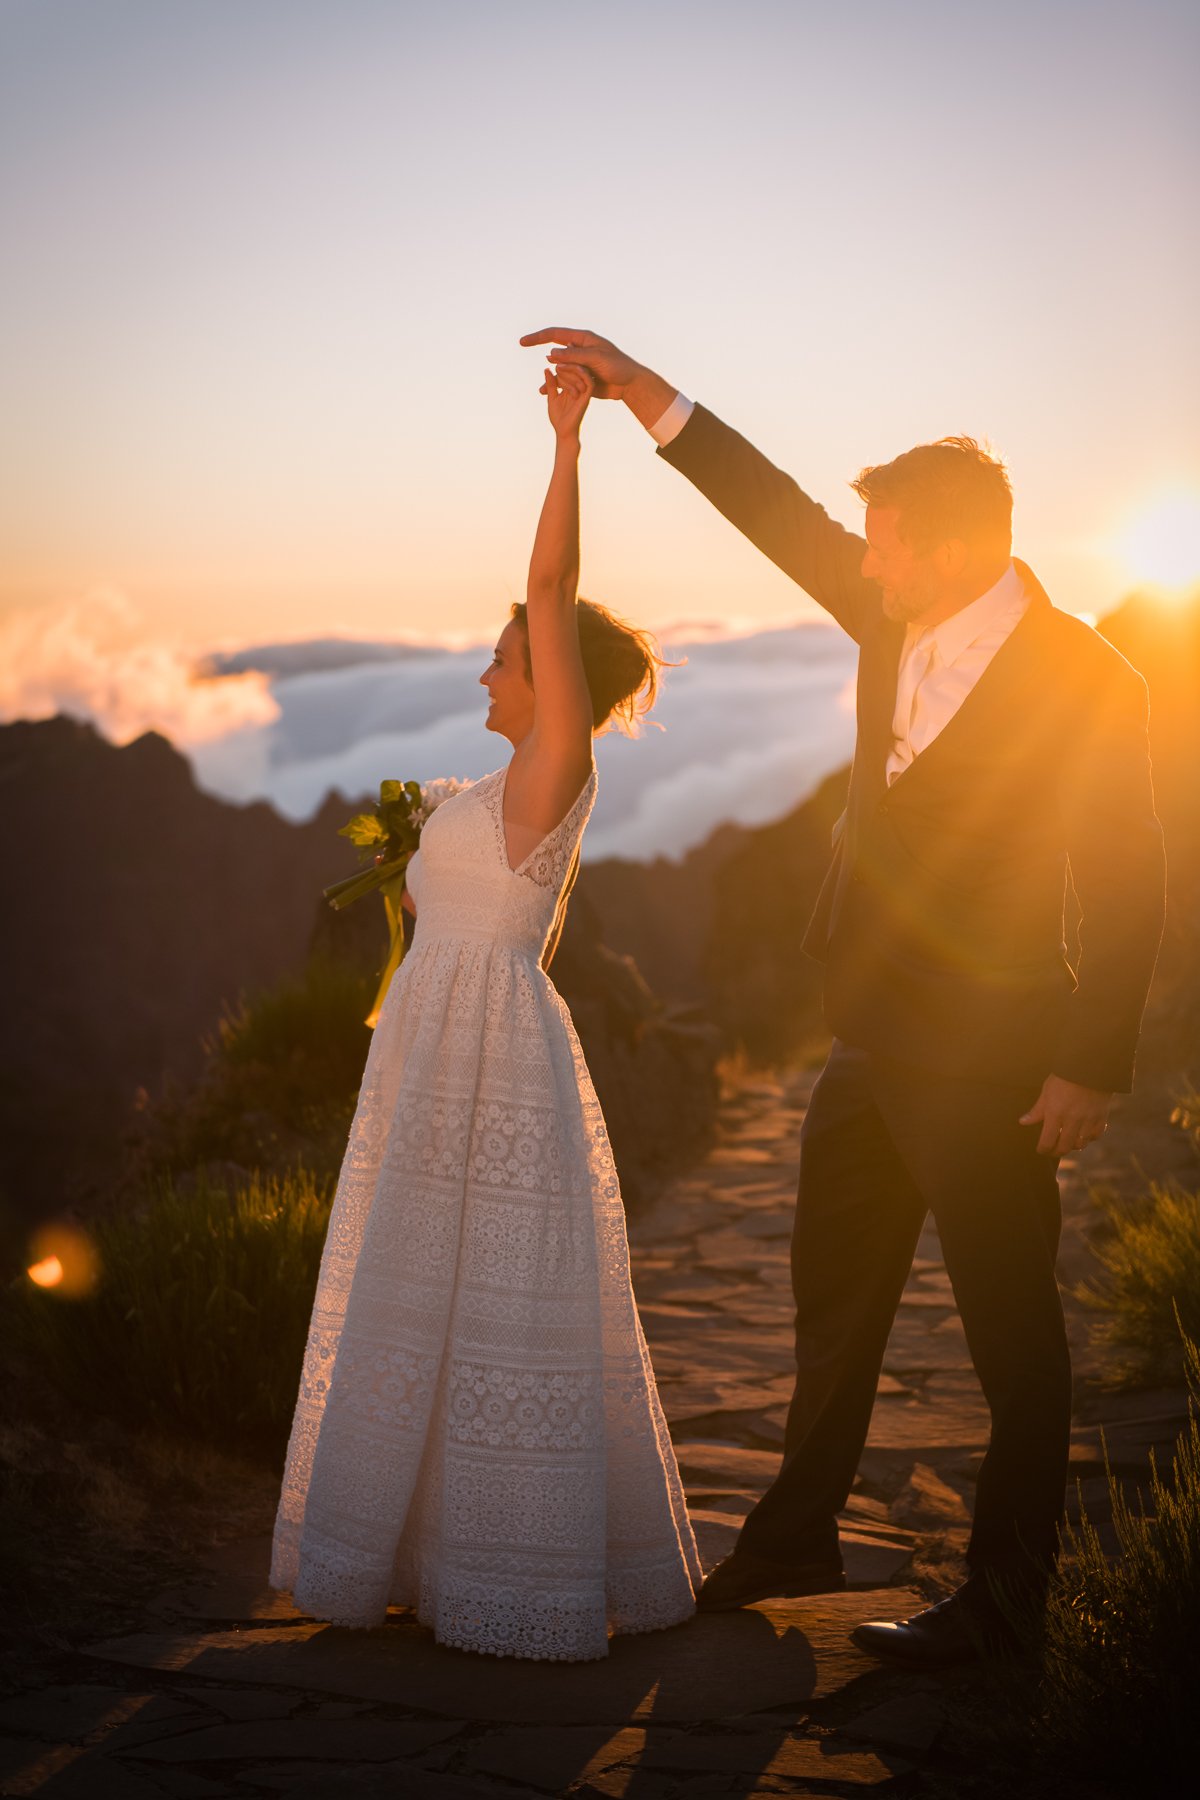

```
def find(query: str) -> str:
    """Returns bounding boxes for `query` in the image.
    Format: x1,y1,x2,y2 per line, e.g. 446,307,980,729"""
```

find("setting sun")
1114,491,1200,593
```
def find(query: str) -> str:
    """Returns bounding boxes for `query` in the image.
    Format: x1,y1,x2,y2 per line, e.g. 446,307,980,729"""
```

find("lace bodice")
404,764,595,963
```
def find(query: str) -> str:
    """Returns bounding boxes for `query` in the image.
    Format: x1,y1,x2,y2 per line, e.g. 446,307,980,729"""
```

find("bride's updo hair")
510,598,671,733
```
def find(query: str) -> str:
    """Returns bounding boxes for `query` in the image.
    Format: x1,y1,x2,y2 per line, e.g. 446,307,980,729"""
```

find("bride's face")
479,619,535,743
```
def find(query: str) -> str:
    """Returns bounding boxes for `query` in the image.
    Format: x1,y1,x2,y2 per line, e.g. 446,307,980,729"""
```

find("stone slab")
0,1741,183,1800
129,1718,463,1763
463,1725,651,1792
841,1535,913,1589
85,1590,925,1726
0,1686,143,1743
880,1316,970,1375
683,1488,758,1518
636,1729,911,1785
253,1770,520,1800
659,1378,796,1424
887,1462,971,1529
152,1536,302,1626
866,1385,988,1451
839,1692,946,1753
732,1210,795,1241
675,1444,782,1485
671,1410,786,1448
630,1196,730,1244
179,1687,300,1721
651,1271,756,1302
103,1697,224,1752
693,1229,791,1272
708,1297,794,1328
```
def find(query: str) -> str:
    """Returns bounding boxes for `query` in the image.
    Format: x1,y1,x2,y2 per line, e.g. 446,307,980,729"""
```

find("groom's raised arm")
520,326,878,644
655,404,878,645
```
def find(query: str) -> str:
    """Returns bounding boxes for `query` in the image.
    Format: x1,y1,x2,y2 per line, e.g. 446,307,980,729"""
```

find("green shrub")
6,1170,331,1461
1028,1331,1200,1791
216,957,374,1099
132,957,374,1188
1082,1181,1200,1384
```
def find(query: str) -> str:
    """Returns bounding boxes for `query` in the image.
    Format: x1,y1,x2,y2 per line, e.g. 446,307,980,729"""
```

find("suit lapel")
880,563,1054,798
856,616,906,805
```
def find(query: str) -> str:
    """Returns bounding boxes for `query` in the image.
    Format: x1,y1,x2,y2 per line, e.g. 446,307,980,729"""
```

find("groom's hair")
851,437,1013,555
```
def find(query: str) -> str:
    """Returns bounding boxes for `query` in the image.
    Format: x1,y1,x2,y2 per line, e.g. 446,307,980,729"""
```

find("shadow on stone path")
0,1072,1190,1798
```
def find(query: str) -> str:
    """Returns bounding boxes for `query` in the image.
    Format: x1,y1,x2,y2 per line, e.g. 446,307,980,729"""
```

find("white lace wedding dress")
271,765,701,1660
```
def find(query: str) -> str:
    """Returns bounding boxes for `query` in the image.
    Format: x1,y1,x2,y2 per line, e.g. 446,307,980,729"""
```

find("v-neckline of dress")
495,763,596,879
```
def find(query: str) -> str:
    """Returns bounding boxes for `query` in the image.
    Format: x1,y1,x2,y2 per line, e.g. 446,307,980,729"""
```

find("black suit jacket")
660,405,1166,1091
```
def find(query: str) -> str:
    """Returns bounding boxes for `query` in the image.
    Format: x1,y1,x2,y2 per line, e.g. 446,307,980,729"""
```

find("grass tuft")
1080,1181,1200,1384
127,955,374,1190
1027,1331,1200,1789
5,1169,331,1460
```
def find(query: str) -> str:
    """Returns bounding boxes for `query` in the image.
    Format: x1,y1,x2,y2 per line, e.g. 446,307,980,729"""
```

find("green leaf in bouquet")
404,780,423,806
338,813,385,847
379,779,405,804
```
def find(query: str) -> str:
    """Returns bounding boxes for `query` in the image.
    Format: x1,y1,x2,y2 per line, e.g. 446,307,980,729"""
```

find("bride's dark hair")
509,598,673,733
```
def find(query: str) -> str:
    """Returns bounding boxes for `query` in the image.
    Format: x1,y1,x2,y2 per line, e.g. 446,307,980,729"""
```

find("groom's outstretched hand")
520,327,640,399
1020,1074,1112,1156
520,327,678,429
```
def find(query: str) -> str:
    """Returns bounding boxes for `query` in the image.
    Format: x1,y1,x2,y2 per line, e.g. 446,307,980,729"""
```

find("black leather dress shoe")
851,1585,1018,1666
697,1548,846,1612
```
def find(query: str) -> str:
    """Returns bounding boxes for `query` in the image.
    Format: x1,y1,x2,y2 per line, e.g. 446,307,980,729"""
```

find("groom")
522,326,1166,1664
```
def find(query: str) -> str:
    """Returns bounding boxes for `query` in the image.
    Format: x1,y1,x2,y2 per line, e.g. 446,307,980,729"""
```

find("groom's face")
862,506,946,623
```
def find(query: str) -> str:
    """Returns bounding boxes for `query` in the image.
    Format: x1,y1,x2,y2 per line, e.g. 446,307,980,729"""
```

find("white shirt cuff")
647,392,695,447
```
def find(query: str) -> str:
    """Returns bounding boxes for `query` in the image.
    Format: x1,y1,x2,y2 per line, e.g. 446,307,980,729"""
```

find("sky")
2,0,1198,684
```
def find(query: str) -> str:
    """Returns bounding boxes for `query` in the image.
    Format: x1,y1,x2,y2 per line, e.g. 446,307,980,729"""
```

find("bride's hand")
544,364,593,442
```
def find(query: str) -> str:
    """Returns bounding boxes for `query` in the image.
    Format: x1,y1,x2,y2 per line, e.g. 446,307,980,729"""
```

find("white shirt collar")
916,560,1024,664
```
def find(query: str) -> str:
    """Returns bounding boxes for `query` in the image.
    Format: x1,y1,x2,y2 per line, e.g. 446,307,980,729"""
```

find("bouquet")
325,776,470,1026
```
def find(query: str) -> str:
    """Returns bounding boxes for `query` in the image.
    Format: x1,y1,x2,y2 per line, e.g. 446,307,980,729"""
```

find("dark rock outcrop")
0,719,720,1222
0,719,359,1219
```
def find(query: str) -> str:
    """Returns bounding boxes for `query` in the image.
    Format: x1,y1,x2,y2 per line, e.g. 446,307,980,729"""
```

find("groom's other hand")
519,327,678,430
1020,1074,1112,1156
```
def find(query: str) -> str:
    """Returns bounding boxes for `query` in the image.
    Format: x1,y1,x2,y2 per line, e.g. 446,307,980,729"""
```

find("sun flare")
24,1227,99,1298
1114,490,1200,594
27,1255,64,1288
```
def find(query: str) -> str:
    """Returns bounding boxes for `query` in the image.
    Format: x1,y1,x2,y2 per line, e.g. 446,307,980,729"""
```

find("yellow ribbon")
365,870,410,1029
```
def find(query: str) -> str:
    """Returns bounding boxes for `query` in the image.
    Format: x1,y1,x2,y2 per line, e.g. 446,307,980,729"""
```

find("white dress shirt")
648,391,695,446
885,564,1028,783
644,394,1029,783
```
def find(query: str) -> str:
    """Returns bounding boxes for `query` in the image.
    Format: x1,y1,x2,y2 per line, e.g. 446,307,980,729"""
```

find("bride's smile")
479,618,535,745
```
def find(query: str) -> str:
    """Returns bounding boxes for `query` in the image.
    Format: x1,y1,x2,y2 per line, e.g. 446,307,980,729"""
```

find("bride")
270,361,701,1660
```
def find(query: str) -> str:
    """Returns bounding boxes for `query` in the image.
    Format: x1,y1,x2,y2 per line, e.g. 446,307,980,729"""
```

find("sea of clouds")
1,592,858,861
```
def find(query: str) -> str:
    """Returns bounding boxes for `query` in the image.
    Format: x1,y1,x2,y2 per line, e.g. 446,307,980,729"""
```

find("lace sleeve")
517,771,597,890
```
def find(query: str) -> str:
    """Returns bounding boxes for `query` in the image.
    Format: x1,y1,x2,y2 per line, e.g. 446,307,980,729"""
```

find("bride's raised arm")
521,365,596,790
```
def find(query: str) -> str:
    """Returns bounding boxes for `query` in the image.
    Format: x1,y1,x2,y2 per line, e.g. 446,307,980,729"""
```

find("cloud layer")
2,596,857,861
0,591,278,747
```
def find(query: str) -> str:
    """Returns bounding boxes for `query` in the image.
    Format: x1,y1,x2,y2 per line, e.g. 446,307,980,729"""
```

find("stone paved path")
0,1072,1190,1799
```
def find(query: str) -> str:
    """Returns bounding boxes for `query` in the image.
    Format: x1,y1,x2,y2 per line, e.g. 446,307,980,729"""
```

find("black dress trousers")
737,1040,1072,1579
